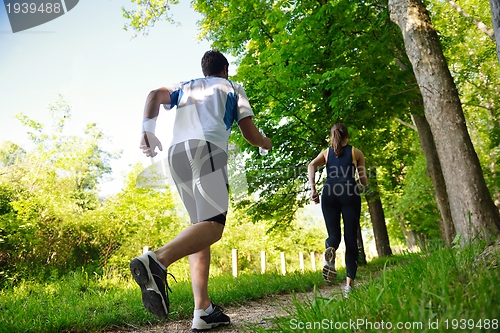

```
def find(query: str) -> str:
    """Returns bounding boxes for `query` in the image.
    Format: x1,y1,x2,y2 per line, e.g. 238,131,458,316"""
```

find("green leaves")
121,0,498,240
188,0,422,224
0,97,123,281
122,0,180,38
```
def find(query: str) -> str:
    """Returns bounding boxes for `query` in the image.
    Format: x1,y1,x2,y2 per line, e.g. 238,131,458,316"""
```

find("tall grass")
255,240,499,332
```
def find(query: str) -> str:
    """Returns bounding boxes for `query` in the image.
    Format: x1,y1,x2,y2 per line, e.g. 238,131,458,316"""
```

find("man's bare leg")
189,247,211,310
154,221,224,269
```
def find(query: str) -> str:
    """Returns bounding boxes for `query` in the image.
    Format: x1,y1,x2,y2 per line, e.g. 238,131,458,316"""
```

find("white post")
232,249,238,277
280,252,286,275
310,252,316,271
261,251,266,274
299,252,304,272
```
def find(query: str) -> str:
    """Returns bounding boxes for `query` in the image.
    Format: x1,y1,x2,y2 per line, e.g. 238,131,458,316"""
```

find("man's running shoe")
322,247,337,285
192,304,230,331
130,251,170,319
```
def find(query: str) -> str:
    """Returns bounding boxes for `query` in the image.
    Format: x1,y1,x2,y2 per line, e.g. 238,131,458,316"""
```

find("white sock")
205,303,214,314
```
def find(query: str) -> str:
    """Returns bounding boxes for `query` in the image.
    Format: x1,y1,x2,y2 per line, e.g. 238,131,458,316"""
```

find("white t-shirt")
164,77,254,152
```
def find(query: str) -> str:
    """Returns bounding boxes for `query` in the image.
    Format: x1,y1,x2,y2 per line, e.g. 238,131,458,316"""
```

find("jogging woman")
307,123,367,297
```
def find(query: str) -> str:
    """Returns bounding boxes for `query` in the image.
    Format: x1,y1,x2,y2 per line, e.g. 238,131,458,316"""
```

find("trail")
105,283,343,333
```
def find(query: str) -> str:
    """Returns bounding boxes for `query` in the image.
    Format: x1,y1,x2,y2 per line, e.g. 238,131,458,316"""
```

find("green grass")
253,240,500,332
0,241,497,333
0,266,325,333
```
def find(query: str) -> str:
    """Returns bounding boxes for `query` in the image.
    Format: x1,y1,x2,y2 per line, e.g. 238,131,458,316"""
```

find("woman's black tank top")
325,145,356,184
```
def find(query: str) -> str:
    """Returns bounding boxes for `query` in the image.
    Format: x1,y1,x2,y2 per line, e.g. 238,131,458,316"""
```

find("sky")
0,0,233,196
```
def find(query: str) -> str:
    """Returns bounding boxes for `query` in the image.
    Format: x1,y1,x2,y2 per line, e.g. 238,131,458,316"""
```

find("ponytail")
329,123,349,157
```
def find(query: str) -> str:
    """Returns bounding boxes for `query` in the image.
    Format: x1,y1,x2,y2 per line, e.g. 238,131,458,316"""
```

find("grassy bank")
255,240,499,332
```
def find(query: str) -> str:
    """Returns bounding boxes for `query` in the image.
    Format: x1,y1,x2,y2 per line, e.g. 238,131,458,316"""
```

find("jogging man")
130,50,272,331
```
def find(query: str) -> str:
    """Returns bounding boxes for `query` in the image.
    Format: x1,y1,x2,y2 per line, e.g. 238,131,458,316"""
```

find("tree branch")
395,117,417,131
445,0,495,40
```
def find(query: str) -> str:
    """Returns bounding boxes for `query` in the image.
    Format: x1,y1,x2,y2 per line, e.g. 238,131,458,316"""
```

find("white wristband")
142,118,156,134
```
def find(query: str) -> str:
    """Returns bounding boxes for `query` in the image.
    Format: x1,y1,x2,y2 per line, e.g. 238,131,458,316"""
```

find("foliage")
120,0,500,246
122,0,180,38
0,141,25,167
384,152,442,245
190,0,421,228
0,98,119,283
119,0,446,246
0,96,194,282
377,124,442,244
394,154,441,238
3,0,498,295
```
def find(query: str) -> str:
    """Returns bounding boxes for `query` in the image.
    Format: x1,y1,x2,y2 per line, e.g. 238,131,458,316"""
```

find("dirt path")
106,284,342,333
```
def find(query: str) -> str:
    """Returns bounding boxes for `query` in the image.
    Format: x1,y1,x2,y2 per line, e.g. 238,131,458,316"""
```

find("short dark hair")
201,50,229,77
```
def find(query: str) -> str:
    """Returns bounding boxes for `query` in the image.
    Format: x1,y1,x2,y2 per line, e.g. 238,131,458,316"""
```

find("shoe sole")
192,322,230,332
130,257,169,319
324,247,335,263
322,265,337,285
323,247,336,284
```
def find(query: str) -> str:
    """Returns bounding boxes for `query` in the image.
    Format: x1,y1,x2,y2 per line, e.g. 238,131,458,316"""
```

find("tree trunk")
490,0,500,66
389,0,500,242
412,114,456,244
365,167,393,257
490,160,500,210
366,192,392,257
357,225,367,265
399,216,419,252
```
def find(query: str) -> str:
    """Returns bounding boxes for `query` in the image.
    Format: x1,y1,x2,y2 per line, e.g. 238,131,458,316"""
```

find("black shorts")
168,139,228,225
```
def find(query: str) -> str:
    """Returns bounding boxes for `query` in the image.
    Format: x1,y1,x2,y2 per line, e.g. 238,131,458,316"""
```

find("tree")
366,189,393,256
490,0,500,65
388,0,500,241
411,114,455,244
444,0,495,40
390,50,456,245
357,226,367,265
122,0,180,38
427,0,500,207
0,97,122,278
0,142,25,168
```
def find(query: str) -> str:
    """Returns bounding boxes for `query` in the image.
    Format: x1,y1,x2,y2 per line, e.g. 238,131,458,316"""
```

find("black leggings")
321,182,361,279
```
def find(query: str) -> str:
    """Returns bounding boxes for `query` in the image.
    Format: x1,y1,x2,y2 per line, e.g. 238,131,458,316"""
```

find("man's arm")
140,87,172,157
143,87,171,119
238,116,272,150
